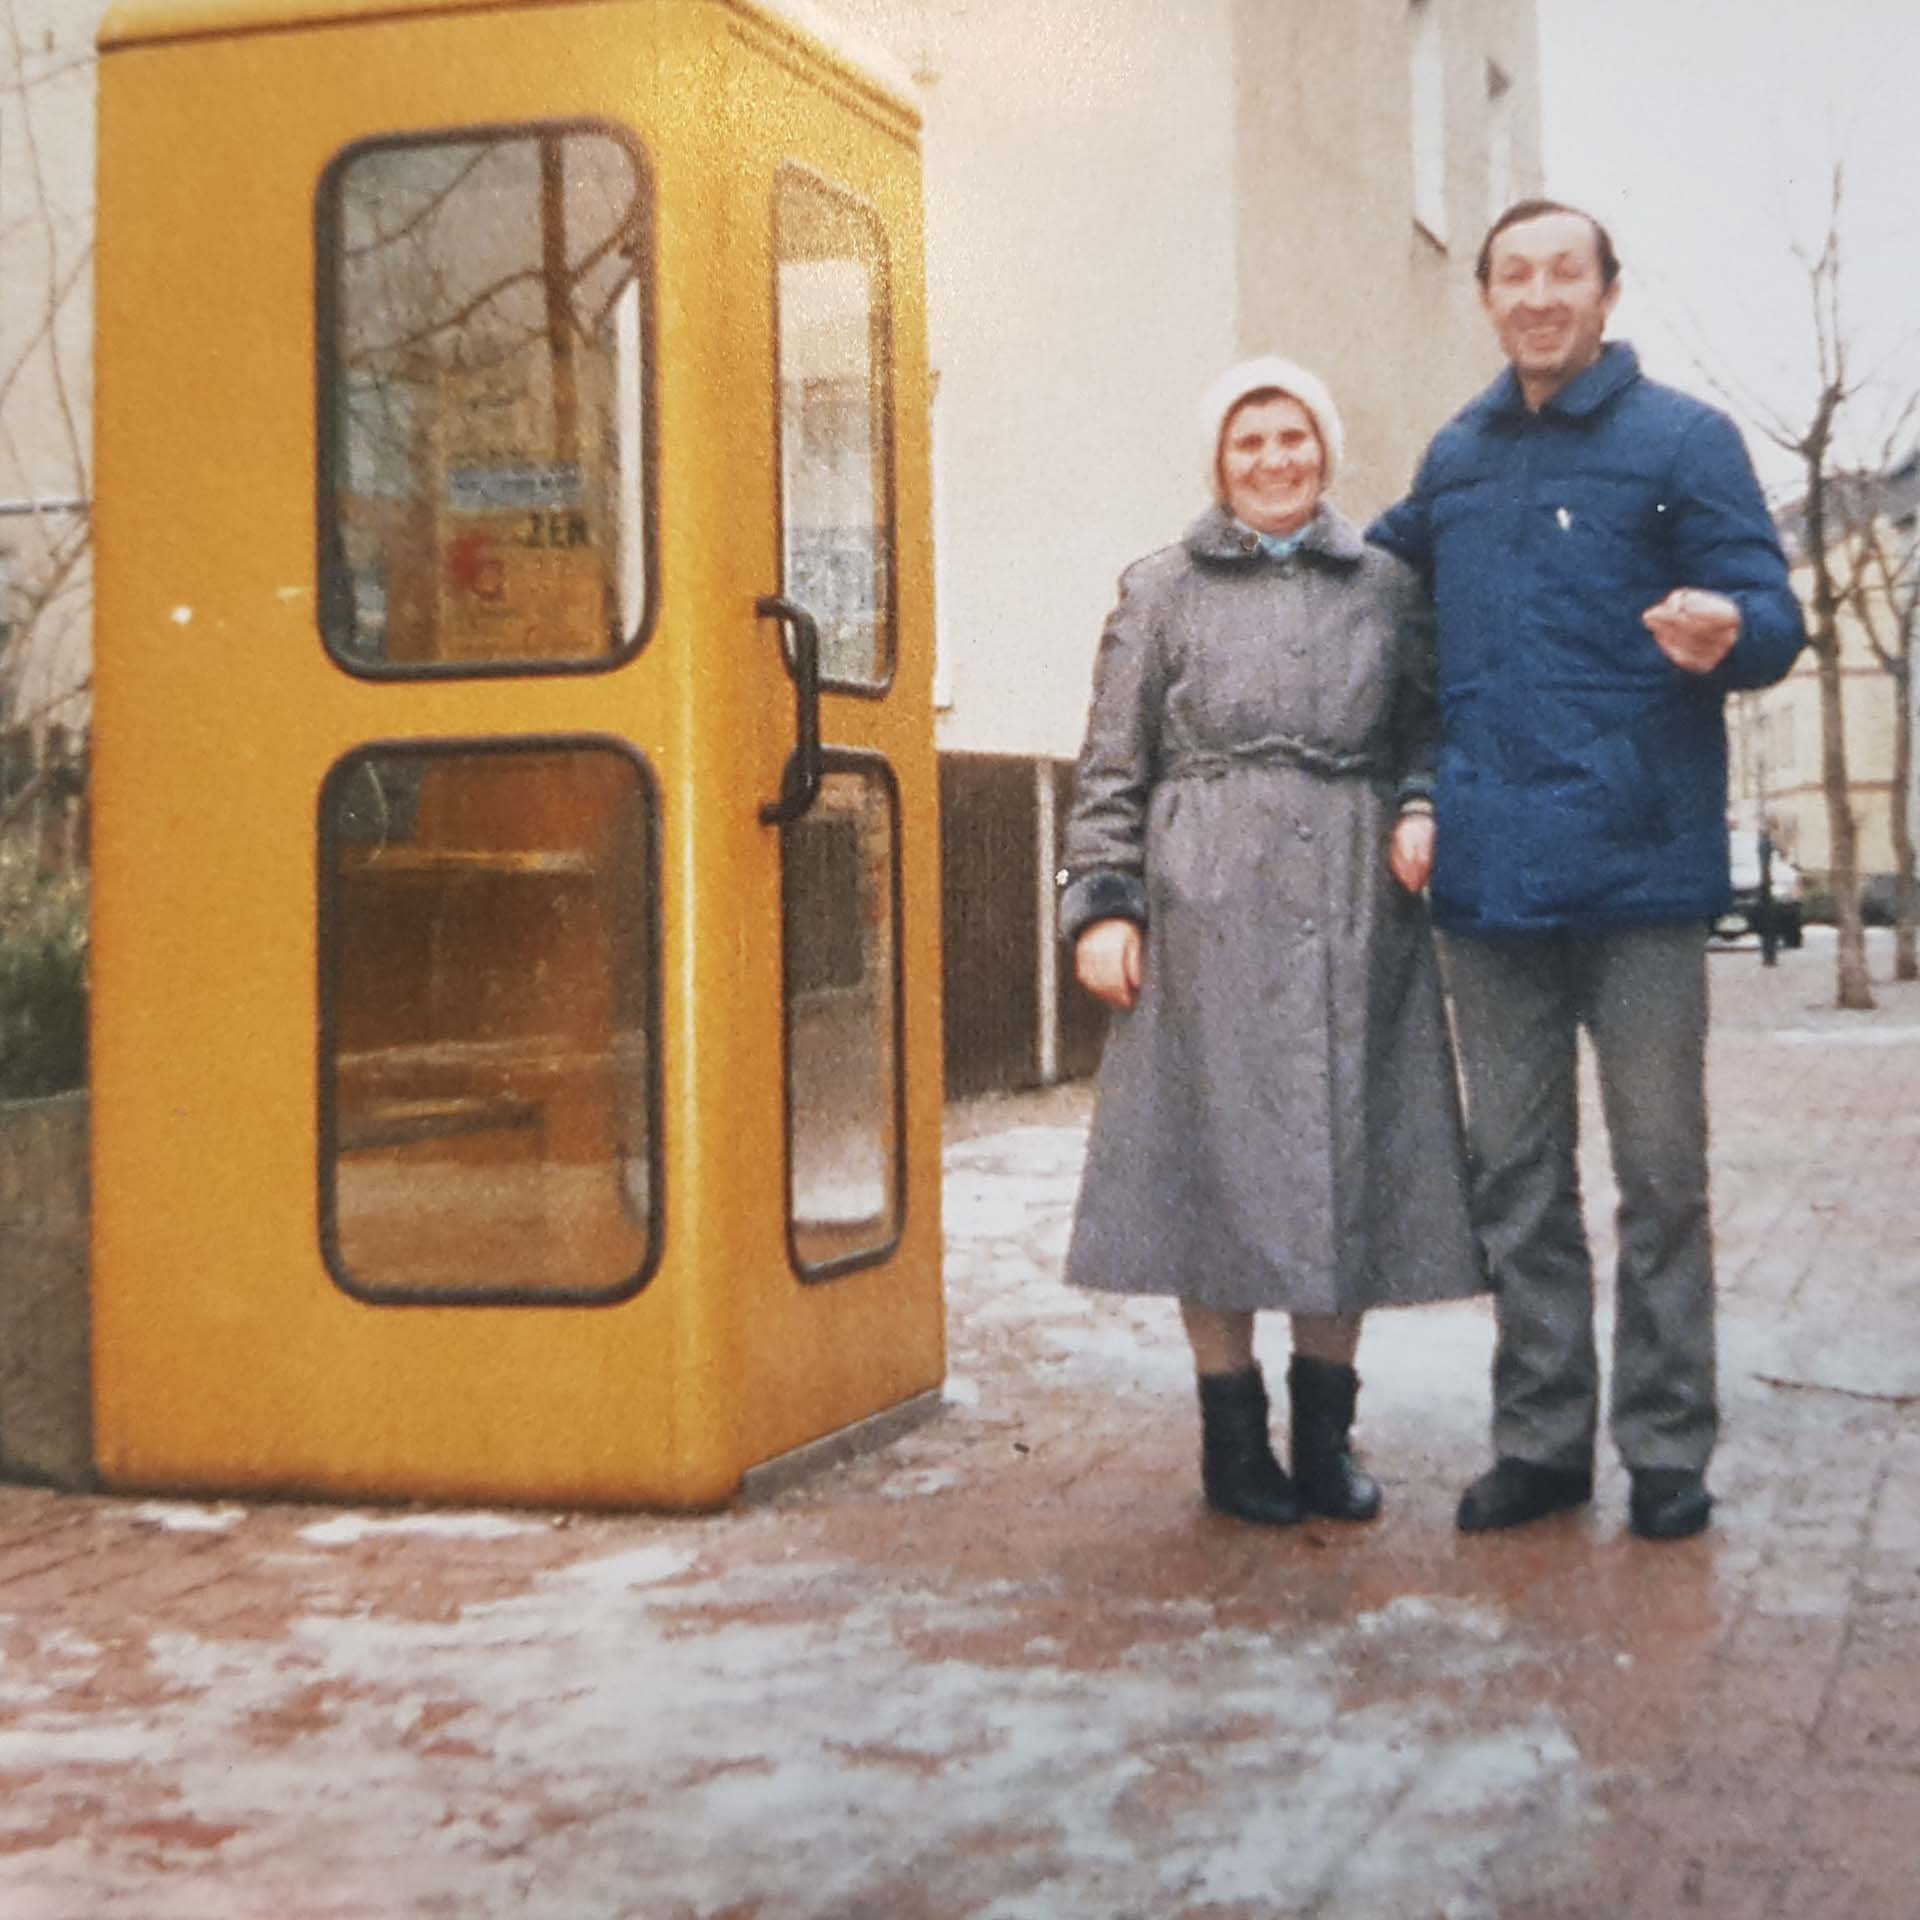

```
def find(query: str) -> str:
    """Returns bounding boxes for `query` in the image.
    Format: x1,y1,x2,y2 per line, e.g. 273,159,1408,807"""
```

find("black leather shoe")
1628,1469,1713,1540
1197,1367,1303,1527
1456,1457,1593,1533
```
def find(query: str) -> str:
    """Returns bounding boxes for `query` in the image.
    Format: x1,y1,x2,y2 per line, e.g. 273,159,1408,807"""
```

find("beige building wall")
1232,0,1542,518
828,0,1543,759
827,0,1243,759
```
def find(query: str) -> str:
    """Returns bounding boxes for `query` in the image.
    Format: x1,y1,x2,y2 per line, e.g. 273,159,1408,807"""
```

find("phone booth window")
318,125,651,672
319,741,660,1304
774,171,893,690
784,761,902,1276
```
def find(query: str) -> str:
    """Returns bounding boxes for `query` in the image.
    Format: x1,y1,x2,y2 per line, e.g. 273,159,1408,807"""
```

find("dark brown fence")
1050,758,1108,1081
940,753,1040,1097
938,751,1107,1098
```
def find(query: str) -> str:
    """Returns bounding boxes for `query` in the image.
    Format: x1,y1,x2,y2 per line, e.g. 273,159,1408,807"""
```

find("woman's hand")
1389,812,1435,893
1075,918,1144,1012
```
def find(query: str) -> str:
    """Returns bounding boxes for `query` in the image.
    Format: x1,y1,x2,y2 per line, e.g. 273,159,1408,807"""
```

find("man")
1369,200,1805,1540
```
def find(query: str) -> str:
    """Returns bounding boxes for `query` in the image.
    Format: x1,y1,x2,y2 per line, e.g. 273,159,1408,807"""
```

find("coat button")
1301,918,1317,936
1296,821,1314,840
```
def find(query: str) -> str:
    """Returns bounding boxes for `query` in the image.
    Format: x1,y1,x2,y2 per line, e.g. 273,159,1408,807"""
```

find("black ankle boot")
1197,1367,1302,1526
1287,1355,1383,1522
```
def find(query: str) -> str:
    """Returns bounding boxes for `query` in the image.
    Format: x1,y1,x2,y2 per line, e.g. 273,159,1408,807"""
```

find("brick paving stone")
1778,1775,1920,1920
0,931,1914,1917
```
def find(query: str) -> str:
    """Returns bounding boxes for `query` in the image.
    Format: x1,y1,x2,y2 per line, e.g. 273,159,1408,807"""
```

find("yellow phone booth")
91,0,945,1507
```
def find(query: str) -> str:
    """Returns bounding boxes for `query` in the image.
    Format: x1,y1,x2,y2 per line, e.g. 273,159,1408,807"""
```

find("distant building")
1733,453,1920,913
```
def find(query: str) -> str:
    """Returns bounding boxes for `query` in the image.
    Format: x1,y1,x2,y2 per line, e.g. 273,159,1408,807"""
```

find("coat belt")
1162,734,1389,782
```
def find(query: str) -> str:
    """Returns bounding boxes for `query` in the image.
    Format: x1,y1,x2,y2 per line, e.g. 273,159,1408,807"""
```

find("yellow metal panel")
93,0,939,1508
98,0,920,132
96,0,697,1507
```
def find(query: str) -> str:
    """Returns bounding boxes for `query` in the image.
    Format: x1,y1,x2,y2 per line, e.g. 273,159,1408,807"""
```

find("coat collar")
1183,501,1367,568
1468,339,1642,426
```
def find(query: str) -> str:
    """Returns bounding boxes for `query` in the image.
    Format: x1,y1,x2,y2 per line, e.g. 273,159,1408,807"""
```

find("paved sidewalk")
1,933,1916,1918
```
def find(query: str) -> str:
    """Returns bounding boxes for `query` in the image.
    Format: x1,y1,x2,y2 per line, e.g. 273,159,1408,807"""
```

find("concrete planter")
0,1090,94,1489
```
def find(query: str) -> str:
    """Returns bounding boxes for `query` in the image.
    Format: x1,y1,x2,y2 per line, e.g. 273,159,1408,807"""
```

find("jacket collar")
1468,339,1642,426
1184,500,1367,568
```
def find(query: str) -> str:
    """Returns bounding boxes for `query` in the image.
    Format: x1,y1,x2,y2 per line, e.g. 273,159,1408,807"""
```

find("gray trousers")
1439,925,1716,1475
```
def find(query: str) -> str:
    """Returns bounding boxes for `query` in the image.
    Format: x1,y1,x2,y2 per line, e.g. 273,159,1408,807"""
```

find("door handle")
754,594,823,825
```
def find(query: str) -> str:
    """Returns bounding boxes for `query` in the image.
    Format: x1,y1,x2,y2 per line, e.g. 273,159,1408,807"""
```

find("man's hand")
1642,587,1741,675
1389,812,1436,893
1075,917,1144,1012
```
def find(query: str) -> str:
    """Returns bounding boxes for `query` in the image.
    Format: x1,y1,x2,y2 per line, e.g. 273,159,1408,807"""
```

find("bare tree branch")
1,0,89,493
0,2,95,763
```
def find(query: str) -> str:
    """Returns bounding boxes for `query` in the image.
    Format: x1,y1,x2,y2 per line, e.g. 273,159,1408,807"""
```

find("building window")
1410,0,1447,246
1486,60,1514,226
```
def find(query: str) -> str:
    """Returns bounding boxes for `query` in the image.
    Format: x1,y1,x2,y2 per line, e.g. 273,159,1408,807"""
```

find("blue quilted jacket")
1369,343,1805,938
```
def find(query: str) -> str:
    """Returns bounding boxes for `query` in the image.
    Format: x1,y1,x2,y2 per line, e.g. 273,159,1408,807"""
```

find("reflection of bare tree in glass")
327,132,645,662
776,176,889,687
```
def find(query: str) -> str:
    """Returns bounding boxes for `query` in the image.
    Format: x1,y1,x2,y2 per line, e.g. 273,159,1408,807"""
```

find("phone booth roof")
99,0,922,122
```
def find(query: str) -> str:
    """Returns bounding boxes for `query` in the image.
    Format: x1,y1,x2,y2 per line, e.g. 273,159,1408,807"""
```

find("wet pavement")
2,931,1917,1918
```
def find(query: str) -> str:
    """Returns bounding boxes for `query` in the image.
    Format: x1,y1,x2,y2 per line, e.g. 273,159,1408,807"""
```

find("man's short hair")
1475,199,1621,289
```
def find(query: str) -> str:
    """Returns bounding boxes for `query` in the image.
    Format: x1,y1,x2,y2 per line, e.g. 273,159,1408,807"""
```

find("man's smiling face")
1480,209,1621,406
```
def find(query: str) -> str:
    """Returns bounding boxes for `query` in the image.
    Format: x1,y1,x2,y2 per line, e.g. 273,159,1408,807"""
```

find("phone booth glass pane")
775,172,892,689
784,763,901,1275
320,742,659,1303
319,125,650,671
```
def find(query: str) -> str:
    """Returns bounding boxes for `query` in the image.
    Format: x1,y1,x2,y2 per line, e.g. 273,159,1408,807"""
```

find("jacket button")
1301,918,1317,936
1296,821,1314,840
1240,533,1260,554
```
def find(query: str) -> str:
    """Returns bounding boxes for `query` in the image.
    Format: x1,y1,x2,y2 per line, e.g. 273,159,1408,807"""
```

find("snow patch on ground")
297,1511,544,1546
549,1543,704,1593
130,1502,247,1534
0,1560,1595,1920
1773,1023,1920,1047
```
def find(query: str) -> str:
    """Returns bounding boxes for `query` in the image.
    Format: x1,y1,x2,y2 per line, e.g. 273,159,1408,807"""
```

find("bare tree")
0,0,93,820
1711,164,1898,1011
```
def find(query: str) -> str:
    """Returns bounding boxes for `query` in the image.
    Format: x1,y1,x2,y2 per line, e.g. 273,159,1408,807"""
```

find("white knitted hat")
1202,355,1345,496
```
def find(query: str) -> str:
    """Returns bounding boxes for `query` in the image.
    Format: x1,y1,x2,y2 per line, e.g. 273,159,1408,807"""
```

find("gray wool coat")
1058,502,1485,1316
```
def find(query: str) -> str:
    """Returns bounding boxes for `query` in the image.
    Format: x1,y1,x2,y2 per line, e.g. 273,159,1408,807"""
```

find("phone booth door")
712,43,947,1485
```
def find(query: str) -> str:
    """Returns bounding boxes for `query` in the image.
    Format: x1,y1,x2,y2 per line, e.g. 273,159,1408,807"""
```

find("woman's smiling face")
1218,393,1324,537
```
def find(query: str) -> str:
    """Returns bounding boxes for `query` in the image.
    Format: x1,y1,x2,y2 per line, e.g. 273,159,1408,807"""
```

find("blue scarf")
1231,518,1309,561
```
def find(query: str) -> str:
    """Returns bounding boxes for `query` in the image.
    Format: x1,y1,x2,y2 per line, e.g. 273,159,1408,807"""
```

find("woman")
1058,356,1484,1528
